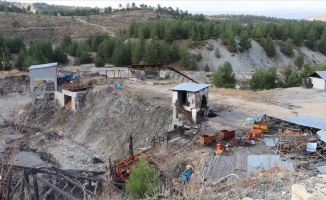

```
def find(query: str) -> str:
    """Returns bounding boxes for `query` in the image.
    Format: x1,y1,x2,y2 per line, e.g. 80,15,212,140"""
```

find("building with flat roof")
171,83,211,128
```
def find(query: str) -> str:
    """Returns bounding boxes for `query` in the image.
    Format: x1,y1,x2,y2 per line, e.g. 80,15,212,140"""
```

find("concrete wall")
310,77,326,90
54,91,65,107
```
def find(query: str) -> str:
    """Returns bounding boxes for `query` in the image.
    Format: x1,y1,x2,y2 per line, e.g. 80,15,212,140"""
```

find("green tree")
170,41,180,61
204,63,210,72
305,27,317,50
94,56,105,67
318,29,326,55
249,67,277,90
126,156,159,199
53,47,68,64
282,38,293,56
131,38,144,64
211,61,236,88
263,37,276,57
294,53,304,68
60,35,72,51
300,64,314,78
239,30,252,50
286,71,300,87
164,27,174,44
78,51,93,64
215,48,221,58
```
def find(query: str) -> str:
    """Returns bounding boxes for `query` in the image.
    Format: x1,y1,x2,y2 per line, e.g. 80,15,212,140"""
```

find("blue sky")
8,1,326,18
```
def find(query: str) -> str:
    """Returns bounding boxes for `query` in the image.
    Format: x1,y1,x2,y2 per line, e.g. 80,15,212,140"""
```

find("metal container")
253,122,269,132
219,129,235,140
199,133,216,145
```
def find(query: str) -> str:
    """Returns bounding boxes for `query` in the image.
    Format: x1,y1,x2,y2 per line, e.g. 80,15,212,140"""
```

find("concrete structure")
171,83,211,127
28,62,58,103
306,71,326,90
55,89,87,111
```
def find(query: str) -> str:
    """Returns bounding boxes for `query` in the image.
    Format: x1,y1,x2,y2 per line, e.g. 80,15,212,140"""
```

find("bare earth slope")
190,39,326,76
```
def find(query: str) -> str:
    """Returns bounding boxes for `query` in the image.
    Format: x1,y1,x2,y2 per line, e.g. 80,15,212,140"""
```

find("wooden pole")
32,175,78,200
33,176,39,200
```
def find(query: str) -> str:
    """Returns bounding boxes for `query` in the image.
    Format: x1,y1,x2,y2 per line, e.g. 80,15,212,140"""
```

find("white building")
307,71,326,90
171,83,211,128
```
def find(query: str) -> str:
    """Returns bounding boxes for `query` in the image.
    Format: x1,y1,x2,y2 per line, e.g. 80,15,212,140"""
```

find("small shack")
128,64,164,80
28,62,58,103
304,71,326,90
171,83,211,127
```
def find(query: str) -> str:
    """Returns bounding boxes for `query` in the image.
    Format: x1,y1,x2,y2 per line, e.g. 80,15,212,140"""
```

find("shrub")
211,61,236,88
94,56,105,67
126,156,159,199
215,48,221,58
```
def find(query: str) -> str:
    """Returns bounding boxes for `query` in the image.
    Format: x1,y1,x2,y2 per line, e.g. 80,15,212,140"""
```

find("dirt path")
75,18,116,36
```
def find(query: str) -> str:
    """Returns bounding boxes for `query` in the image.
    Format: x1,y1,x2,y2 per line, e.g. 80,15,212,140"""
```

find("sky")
8,0,326,19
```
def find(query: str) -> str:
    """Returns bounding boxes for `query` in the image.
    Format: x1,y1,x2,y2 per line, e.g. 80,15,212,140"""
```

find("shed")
171,83,211,126
307,71,326,90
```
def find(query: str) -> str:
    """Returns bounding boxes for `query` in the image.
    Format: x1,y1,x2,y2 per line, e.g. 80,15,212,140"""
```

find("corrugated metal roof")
316,71,326,80
28,62,58,70
283,116,326,130
171,83,211,92
317,130,326,142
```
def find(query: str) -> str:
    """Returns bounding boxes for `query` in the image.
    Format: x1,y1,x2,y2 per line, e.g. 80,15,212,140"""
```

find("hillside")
306,13,326,21
190,39,326,76
0,10,167,43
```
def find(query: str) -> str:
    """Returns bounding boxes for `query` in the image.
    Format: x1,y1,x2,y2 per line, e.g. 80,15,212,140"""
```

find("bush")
94,56,105,67
249,67,277,90
206,43,214,51
126,156,159,199
204,63,210,72
214,48,221,58
79,51,93,64
211,61,236,88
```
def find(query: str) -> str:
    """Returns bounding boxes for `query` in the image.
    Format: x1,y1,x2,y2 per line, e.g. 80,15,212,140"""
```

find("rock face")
190,39,326,77
291,174,326,200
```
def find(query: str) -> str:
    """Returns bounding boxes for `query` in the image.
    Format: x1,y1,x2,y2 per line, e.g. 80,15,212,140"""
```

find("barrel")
216,143,223,150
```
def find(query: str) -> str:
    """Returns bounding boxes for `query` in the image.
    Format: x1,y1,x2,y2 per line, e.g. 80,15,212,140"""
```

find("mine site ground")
0,66,326,199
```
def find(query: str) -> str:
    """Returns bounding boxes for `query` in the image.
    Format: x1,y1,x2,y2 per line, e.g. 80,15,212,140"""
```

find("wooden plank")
32,175,78,200
60,174,99,198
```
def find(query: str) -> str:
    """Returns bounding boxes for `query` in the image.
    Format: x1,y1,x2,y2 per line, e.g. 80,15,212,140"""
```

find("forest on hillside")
1,2,326,90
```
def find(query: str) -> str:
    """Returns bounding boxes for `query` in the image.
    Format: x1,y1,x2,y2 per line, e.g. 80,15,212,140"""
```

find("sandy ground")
0,93,31,123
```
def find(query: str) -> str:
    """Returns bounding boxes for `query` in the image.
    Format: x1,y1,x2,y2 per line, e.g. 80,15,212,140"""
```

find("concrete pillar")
204,106,208,117
192,109,197,124
173,106,177,123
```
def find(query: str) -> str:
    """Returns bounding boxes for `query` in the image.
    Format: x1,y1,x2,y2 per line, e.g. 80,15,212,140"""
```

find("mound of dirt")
18,87,172,164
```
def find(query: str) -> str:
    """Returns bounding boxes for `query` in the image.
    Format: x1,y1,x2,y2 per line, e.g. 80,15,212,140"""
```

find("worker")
180,164,195,184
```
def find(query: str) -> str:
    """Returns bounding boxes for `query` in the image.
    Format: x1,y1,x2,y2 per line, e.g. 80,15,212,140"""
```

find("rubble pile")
292,174,326,200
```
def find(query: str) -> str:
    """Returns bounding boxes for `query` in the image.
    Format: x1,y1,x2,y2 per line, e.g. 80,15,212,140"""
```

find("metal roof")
28,62,58,70
308,71,326,80
283,116,326,130
317,130,326,142
171,83,211,92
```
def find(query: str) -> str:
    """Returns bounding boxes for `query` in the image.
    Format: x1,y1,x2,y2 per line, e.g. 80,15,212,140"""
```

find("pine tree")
305,27,317,50
318,29,326,55
239,30,252,50
211,61,236,88
294,53,304,68
264,37,276,57
282,38,293,56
